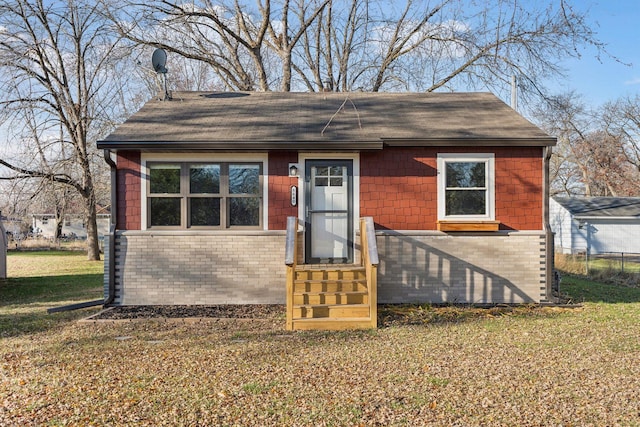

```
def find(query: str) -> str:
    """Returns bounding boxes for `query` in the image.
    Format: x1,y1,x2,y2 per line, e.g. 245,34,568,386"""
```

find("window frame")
145,161,264,230
437,153,495,221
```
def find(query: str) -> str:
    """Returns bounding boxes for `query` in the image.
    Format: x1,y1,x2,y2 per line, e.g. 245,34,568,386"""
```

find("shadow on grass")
0,305,102,338
0,274,102,304
559,274,640,304
0,273,103,338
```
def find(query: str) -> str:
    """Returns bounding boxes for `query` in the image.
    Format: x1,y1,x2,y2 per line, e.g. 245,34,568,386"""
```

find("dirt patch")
87,303,573,327
91,304,286,320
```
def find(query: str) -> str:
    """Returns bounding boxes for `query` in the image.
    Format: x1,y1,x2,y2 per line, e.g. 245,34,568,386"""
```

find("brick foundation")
110,229,547,305
376,231,547,304
113,231,286,305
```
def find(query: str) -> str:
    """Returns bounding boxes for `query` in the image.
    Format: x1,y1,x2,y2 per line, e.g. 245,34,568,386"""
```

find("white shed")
550,196,640,255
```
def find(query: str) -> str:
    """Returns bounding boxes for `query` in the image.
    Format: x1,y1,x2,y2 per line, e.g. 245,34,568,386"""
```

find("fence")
555,250,640,276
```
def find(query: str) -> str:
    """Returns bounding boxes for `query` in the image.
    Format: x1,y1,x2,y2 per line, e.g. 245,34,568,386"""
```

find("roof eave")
96,140,384,151
573,215,640,220
383,137,557,147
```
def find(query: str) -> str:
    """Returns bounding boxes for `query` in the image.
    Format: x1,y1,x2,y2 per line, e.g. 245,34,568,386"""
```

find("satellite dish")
152,48,167,74
151,48,171,100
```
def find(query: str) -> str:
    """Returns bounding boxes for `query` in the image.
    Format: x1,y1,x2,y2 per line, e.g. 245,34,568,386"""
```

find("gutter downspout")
103,149,117,306
543,146,556,302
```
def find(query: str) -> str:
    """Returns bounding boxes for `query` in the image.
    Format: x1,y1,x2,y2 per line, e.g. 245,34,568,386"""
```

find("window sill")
437,220,500,232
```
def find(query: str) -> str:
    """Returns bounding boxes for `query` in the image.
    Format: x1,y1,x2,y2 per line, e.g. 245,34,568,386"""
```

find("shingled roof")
97,91,555,151
553,196,640,218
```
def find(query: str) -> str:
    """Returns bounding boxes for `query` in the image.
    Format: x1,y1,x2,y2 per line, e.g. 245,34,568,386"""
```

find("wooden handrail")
285,216,298,330
360,217,378,328
285,216,298,266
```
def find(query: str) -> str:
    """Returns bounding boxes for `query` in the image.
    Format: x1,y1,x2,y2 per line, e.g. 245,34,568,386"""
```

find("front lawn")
1,252,639,426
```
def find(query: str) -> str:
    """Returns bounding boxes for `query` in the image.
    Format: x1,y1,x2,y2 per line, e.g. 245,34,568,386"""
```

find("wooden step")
295,268,366,281
293,291,368,305
293,280,367,293
293,304,370,319
291,317,375,331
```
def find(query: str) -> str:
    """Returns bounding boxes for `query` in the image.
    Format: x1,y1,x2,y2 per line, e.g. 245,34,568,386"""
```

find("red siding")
361,147,543,231
495,148,543,230
115,148,543,232
268,152,298,230
360,148,438,230
116,151,141,230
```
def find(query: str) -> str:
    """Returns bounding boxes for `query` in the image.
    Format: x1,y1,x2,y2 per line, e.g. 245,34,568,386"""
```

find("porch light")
289,163,299,177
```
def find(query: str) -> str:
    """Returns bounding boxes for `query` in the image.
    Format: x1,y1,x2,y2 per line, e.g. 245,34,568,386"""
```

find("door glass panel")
311,212,348,259
308,163,350,261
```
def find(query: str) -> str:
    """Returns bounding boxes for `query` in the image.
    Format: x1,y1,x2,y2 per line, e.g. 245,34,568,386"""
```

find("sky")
548,0,640,107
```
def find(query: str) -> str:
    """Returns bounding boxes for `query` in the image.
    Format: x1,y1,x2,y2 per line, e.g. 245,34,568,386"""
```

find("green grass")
0,251,103,336
559,274,640,304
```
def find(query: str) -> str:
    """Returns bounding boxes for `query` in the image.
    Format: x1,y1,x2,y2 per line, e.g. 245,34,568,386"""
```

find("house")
32,213,111,240
550,196,640,255
97,91,556,329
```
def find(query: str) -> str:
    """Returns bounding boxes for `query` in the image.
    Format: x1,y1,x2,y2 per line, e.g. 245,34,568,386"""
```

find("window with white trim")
147,162,262,229
437,153,495,220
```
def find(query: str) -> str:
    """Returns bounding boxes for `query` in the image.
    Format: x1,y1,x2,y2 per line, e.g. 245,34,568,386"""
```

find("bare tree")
107,0,331,91
601,96,640,175
533,92,640,197
0,0,137,260
107,0,608,101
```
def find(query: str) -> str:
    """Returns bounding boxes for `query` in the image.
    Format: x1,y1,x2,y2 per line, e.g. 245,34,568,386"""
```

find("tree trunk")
84,190,100,261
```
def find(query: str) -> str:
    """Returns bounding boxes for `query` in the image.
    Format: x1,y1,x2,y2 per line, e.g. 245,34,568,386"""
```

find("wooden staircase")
285,217,378,331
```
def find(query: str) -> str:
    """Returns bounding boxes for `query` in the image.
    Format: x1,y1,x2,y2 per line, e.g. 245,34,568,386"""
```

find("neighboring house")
97,91,556,328
32,214,111,240
0,214,24,239
550,196,640,255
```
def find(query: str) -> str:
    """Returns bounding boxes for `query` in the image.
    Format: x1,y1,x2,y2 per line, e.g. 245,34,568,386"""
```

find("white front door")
305,160,353,263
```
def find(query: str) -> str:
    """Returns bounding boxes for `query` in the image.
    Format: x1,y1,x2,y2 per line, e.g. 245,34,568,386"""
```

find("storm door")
304,160,353,263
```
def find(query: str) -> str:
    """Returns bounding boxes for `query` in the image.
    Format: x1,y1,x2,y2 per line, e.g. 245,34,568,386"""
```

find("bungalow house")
97,91,556,330
550,196,640,255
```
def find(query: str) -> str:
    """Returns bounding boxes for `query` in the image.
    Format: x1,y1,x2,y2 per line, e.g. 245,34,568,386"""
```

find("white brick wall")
109,230,547,305
114,230,286,305
375,231,547,304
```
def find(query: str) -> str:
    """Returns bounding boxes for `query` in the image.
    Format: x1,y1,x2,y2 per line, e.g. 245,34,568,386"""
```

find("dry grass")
555,253,640,287
2,252,640,426
9,237,88,252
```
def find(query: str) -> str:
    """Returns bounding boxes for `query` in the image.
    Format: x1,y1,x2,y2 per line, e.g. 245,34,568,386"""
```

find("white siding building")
32,214,110,240
550,197,640,255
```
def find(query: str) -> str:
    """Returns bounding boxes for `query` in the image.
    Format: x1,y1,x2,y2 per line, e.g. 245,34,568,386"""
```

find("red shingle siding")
117,151,141,230
361,148,438,229
361,147,543,231
268,152,298,230
495,148,543,230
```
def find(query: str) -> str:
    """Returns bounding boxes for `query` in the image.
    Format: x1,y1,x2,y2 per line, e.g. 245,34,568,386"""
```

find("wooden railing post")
360,217,379,328
285,217,298,331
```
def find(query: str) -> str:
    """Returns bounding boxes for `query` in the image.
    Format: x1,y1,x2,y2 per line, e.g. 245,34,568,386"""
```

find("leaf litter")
1,303,639,426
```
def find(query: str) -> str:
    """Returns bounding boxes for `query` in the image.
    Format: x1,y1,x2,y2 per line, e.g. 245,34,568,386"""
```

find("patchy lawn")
1,252,640,426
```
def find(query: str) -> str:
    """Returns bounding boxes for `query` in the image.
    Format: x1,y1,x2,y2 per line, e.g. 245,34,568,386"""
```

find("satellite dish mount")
152,48,171,100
